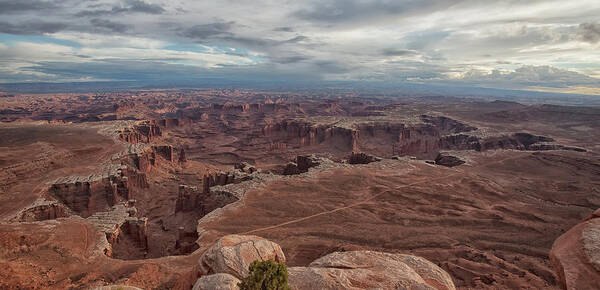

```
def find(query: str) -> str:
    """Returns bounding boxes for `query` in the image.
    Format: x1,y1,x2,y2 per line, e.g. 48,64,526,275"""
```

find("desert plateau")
2,0,600,289
0,89,598,289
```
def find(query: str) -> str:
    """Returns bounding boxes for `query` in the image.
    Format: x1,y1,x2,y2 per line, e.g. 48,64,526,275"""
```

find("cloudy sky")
1,0,599,94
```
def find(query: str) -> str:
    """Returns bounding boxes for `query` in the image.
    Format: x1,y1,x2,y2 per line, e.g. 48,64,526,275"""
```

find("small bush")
238,260,290,290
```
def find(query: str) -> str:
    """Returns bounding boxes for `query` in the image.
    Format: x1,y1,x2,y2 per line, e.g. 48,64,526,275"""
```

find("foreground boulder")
198,234,286,279
550,209,600,289
192,273,240,290
196,235,455,290
289,251,455,290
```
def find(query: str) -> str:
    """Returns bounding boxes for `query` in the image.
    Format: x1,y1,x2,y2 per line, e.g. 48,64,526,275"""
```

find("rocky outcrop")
234,162,256,174
127,145,175,172
175,227,199,255
118,122,161,144
179,148,187,163
87,202,149,259
289,251,456,290
283,155,321,175
16,201,69,222
420,115,477,134
49,165,128,218
202,170,253,194
195,235,456,290
417,132,585,158
262,120,359,151
550,209,600,290
198,234,286,279
175,184,239,215
435,153,465,167
175,185,199,212
49,144,179,218
348,152,381,164
50,143,183,217
192,273,240,290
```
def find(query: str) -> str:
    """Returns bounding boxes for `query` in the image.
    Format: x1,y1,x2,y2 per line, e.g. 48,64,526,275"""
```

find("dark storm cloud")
313,60,351,73
76,0,165,17
3,59,320,84
122,0,165,13
381,48,418,56
271,55,311,64
293,0,458,24
283,35,308,43
274,27,295,32
0,18,130,36
182,22,310,51
578,22,600,43
0,21,68,35
0,0,61,14
181,22,235,39
90,19,130,33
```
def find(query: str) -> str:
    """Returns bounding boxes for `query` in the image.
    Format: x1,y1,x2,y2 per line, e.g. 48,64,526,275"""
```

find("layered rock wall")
175,184,239,215
262,120,359,151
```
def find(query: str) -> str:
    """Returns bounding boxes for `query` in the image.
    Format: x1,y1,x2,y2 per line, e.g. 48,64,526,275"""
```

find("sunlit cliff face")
0,0,599,93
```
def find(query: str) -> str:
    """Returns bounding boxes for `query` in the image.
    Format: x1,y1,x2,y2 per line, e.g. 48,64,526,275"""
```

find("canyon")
0,89,599,289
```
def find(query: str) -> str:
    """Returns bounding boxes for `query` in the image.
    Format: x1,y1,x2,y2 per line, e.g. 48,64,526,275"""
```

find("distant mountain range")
1,80,599,106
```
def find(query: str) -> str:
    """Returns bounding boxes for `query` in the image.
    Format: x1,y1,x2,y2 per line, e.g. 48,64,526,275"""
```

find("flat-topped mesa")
262,120,359,151
441,132,587,153
397,130,586,159
118,122,161,144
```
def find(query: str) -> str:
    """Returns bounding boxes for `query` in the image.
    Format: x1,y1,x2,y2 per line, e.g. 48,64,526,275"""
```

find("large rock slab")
289,250,455,290
551,210,600,289
198,234,286,279
193,273,240,290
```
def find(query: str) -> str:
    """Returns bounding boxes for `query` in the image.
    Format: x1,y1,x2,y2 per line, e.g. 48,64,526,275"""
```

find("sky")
0,0,599,94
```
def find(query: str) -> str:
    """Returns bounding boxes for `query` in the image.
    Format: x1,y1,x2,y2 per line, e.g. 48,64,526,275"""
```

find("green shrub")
238,259,290,290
